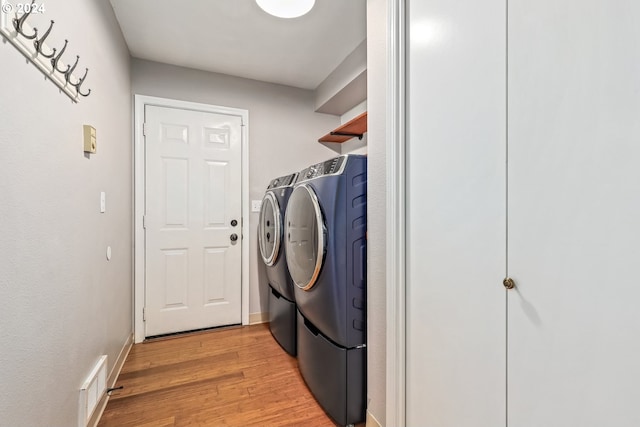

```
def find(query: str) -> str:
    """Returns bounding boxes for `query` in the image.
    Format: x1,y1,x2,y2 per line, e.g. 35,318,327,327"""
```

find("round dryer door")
284,184,326,290
258,192,281,266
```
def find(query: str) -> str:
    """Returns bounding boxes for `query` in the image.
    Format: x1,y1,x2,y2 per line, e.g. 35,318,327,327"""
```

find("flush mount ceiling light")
256,0,315,19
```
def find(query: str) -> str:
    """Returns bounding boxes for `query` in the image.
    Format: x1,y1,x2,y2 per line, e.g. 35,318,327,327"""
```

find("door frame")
133,94,250,343
386,0,406,425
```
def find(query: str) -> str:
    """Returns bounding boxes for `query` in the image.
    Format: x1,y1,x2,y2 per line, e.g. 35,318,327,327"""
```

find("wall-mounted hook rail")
1,1,92,102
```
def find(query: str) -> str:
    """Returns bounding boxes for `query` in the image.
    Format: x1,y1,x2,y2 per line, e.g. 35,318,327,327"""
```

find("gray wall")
131,59,341,317
0,0,132,425
365,0,387,425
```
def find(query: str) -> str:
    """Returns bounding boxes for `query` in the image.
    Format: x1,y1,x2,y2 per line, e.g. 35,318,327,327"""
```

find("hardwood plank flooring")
98,324,339,427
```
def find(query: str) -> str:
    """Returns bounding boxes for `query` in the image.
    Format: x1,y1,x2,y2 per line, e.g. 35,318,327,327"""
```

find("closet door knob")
503,277,516,290
230,233,238,242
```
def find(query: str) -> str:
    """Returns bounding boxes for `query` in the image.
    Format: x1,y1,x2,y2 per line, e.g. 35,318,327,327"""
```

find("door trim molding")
386,0,406,424
133,94,250,343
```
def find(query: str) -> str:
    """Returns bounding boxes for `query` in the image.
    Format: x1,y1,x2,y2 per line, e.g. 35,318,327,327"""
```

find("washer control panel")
297,155,347,182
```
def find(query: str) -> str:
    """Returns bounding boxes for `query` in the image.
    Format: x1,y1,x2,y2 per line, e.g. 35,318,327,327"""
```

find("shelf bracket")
330,131,363,140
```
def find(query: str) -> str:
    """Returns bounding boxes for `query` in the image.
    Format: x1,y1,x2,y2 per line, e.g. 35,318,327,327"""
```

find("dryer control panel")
267,173,298,189
297,155,347,182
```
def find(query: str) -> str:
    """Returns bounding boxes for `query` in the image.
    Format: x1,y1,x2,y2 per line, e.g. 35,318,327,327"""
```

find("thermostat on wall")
83,125,97,153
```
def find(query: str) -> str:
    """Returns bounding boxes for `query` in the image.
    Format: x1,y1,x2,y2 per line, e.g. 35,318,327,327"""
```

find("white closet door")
406,0,507,425
507,1,640,425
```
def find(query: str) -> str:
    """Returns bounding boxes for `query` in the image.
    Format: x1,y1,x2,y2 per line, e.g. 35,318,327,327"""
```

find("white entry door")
144,105,243,337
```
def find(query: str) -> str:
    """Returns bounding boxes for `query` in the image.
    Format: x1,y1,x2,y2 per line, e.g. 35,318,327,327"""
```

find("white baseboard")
366,409,383,427
89,333,134,427
249,312,269,325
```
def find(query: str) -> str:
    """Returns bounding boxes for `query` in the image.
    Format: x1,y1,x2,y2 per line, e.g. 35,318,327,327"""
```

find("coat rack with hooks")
0,0,91,101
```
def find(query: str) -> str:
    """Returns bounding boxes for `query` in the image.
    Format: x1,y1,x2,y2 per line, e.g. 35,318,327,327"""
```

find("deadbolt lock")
503,277,516,290
231,219,238,227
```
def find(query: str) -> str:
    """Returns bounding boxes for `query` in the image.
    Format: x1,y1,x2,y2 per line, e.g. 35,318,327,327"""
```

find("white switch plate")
100,192,106,213
251,200,262,212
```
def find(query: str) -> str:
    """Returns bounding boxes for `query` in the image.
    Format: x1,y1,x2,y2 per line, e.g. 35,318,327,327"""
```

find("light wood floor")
98,324,337,427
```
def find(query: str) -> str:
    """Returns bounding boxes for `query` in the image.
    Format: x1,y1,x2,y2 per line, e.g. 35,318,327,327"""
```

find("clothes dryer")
258,172,298,356
284,154,367,426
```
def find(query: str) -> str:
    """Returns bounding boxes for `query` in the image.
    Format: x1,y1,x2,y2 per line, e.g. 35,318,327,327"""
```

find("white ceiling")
109,0,366,90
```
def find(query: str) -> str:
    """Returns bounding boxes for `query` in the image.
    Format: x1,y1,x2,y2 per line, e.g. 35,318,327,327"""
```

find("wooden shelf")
318,112,367,143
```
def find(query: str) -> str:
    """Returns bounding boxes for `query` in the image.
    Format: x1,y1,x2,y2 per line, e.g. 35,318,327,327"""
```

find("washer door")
284,184,326,290
258,191,281,266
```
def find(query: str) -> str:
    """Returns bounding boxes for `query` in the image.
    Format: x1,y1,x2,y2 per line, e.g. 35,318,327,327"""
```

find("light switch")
100,192,106,213
83,125,97,153
251,200,262,212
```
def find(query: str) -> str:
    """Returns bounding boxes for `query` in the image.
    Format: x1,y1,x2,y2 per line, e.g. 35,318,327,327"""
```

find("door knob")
230,233,238,242
503,277,516,290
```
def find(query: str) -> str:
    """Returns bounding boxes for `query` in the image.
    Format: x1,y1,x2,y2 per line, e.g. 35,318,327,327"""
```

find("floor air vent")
78,355,107,427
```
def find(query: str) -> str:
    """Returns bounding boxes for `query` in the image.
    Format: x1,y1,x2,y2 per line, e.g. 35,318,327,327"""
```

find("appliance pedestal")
296,310,365,426
268,285,296,356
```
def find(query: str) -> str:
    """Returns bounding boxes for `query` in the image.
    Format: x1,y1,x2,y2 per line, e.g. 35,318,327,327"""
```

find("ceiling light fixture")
256,0,315,19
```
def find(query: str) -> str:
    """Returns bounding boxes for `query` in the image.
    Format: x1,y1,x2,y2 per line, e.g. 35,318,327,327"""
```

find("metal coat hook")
65,55,79,84
51,39,70,74
12,1,38,40
73,68,91,97
33,20,56,58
